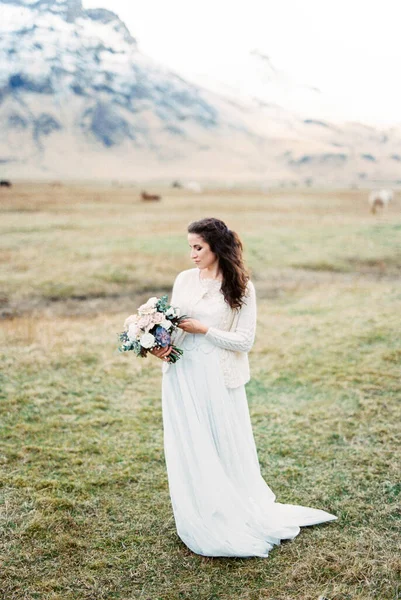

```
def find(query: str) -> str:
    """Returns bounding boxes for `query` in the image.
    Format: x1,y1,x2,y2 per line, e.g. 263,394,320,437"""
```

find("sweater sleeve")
204,281,257,352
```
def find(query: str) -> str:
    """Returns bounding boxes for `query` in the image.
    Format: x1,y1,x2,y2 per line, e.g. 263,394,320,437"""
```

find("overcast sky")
83,0,401,126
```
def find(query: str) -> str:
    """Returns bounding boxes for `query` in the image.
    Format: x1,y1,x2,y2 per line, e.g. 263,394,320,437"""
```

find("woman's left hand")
178,318,208,335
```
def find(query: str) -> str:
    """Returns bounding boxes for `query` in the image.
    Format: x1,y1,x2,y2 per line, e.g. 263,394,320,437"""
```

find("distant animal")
0,180,11,188
171,180,182,189
141,191,161,202
186,181,202,193
368,189,393,213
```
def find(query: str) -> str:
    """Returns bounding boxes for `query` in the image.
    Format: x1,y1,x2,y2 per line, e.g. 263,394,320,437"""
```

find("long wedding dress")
161,270,336,557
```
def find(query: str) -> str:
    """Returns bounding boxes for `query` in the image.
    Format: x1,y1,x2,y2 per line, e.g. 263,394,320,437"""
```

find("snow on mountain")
189,49,323,118
0,0,400,184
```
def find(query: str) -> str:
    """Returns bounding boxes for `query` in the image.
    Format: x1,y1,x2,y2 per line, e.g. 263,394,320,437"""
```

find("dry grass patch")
1,183,400,599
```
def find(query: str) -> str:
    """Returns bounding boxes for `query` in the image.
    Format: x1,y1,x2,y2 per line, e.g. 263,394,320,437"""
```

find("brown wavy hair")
187,217,250,310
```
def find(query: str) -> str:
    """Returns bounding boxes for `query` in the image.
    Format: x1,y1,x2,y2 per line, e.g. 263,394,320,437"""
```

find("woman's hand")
150,345,174,362
177,318,208,335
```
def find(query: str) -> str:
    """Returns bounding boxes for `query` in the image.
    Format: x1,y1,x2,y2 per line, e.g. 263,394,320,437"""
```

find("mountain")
0,0,400,185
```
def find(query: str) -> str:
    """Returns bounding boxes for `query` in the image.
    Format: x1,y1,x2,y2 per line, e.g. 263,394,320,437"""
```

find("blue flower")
154,326,171,348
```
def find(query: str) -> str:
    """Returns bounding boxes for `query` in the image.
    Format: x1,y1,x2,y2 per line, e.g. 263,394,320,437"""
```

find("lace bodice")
194,277,230,325
177,275,228,353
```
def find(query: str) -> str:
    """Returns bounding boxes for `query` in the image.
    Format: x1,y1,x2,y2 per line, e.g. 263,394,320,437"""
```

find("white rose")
138,298,157,315
140,332,155,349
138,297,159,315
124,314,138,329
160,319,172,330
127,323,140,341
138,307,156,315
165,307,175,318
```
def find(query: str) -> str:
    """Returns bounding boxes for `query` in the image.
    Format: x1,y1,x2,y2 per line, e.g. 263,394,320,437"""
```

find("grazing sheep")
186,181,202,193
141,191,161,202
368,189,393,214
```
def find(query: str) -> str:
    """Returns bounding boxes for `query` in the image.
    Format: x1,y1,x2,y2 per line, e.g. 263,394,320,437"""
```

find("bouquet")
118,295,187,363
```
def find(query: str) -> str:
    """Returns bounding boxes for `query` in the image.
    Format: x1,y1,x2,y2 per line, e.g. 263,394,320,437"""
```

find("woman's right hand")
150,345,174,362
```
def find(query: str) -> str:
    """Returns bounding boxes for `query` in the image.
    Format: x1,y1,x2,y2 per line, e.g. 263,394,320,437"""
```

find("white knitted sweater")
162,268,256,388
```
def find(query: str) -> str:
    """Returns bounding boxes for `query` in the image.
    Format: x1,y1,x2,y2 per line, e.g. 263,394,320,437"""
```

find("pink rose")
152,311,164,324
138,314,152,329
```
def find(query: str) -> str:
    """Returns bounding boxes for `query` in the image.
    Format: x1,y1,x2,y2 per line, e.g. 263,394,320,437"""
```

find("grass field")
1,183,400,600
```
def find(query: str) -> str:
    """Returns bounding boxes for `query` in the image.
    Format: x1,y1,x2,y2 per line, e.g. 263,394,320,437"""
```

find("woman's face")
188,233,218,270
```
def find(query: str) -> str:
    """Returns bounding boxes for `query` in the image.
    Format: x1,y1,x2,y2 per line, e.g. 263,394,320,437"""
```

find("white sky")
83,0,401,126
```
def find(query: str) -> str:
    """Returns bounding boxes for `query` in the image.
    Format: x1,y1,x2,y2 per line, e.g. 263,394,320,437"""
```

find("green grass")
0,184,400,599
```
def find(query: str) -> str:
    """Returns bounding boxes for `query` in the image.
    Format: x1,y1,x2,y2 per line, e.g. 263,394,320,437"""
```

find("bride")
151,217,336,558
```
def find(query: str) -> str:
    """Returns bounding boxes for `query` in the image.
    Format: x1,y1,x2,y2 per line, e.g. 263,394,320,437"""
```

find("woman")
151,217,336,558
